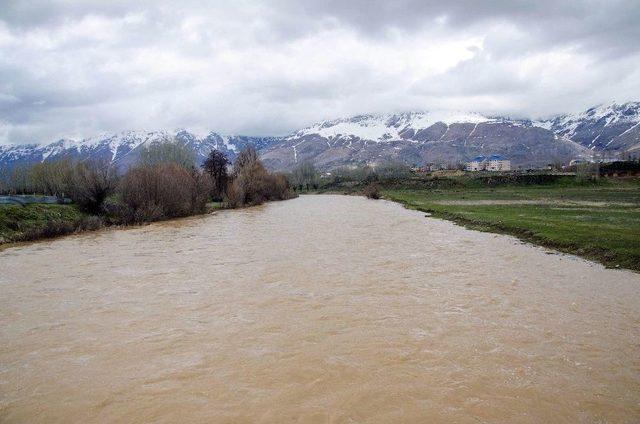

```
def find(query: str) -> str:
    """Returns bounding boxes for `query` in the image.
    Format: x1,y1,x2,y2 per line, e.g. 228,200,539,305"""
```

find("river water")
1,195,639,423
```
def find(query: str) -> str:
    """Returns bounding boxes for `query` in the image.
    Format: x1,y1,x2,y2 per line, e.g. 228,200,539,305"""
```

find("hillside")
2,101,638,172
538,102,640,154
260,112,588,170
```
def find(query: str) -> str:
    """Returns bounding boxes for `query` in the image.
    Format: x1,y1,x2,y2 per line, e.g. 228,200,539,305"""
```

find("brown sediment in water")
1,195,639,423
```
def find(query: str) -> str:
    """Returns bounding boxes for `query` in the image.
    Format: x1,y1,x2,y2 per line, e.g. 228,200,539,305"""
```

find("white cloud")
0,0,639,144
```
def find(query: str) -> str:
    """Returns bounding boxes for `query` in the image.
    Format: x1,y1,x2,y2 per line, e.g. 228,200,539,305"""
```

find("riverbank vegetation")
0,204,99,244
0,145,294,244
309,163,640,271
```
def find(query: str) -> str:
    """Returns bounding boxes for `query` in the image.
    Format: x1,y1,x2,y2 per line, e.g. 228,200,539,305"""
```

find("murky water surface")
1,195,639,423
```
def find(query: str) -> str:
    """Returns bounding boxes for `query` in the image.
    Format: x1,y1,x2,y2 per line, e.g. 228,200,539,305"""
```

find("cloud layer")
1,0,639,144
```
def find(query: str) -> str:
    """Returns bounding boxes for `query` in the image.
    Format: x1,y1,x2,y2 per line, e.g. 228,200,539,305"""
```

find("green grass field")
379,178,640,271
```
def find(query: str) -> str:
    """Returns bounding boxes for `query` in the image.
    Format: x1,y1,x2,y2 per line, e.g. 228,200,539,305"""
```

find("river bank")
0,201,224,246
319,176,640,272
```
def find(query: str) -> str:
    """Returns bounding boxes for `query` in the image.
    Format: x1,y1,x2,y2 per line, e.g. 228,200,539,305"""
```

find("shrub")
363,183,380,199
267,173,293,200
68,160,117,213
102,197,135,224
117,163,211,222
77,215,104,231
226,147,294,207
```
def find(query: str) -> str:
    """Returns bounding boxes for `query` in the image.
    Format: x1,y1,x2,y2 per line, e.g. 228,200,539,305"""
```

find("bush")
117,163,211,223
101,198,134,224
363,183,380,199
226,147,293,207
68,160,117,213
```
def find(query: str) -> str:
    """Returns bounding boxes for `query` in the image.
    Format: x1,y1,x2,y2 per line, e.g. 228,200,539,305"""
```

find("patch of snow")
532,120,552,130
468,122,479,138
220,136,238,153
549,101,640,139
293,111,493,142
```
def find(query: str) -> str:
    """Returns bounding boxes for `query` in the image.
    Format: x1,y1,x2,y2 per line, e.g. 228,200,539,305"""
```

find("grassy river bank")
0,201,228,246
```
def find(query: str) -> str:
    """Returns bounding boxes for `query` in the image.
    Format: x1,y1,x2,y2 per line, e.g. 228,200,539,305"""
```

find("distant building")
466,154,511,172
466,156,487,171
486,154,511,171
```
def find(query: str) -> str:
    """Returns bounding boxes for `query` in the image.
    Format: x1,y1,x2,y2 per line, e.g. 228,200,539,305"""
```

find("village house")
466,154,511,172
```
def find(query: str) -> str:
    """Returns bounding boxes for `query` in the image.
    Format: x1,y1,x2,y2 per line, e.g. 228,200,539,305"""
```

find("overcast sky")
1,0,639,144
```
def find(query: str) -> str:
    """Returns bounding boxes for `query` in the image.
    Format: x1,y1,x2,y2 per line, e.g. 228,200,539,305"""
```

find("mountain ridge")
1,101,638,172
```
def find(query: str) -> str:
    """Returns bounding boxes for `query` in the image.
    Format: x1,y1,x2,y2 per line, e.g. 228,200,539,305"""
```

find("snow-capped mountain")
1,102,637,173
259,111,589,170
0,130,281,173
538,101,640,153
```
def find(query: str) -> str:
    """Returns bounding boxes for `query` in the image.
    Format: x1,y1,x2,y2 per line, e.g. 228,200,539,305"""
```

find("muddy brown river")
1,195,639,423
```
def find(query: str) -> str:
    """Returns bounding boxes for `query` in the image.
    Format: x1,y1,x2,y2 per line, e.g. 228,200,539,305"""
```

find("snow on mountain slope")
0,130,281,173
260,111,589,170
3,103,636,173
293,111,493,142
539,101,640,152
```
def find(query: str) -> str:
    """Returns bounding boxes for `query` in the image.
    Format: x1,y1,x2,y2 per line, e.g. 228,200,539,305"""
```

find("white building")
466,155,511,172
466,156,487,171
486,154,511,171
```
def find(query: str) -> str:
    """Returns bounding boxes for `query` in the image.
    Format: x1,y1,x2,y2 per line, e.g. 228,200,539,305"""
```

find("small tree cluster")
225,147,293,207
138,141,196,170
117,163,211,222
2,142,294,224
1,159,117,214
328,161,412,185
290,161,319,191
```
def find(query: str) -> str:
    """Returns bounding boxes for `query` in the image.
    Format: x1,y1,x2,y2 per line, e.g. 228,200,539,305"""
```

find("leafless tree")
68,159,117,213
138,140,195,170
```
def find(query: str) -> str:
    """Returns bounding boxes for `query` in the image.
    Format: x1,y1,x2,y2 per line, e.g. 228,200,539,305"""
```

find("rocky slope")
537,101,640,154
260,112,589,170
0,130,280,172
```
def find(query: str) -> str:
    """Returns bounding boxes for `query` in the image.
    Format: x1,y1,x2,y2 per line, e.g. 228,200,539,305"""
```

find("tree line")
0,141,294,223
286,160,412,191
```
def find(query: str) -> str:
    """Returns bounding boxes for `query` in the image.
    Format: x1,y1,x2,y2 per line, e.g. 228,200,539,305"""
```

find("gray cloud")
1,0,639,144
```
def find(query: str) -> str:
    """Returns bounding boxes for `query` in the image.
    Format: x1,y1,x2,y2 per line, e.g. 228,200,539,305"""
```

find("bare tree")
118,163,211,222
226,147,293,207
27,160,73,197
290,161,319,191
138,140,195,170
69,159,117,213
